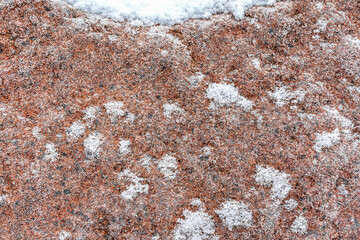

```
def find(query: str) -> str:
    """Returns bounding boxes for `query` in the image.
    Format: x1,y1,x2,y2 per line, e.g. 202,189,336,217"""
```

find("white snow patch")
173,209,217,240
314,128,340,152
323,106,353,129
84,132,103,158
156,154,178,180
283,199,298,211
251,58,261,70
44,143,58,161
66,121,86,141
104,101,125,123
0,194,8,204
268,86,305,107
118,170,149,200
83,106,100,126
206,83,253,111
344,35,360,50
191,198,203,207
59,231,71,240
254,165,291,200
290,214,308,234
188,72,205,87
163,103,184,118
140,154,153,171
32,126,43,140
215,200,252,230
338,184,348,196
61,0,277,26
118,139,131,155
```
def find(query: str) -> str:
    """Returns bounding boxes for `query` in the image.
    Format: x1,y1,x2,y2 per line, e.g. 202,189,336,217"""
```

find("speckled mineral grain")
0,0,359,239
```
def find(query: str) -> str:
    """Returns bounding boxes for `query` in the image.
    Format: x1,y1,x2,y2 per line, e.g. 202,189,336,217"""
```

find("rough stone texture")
0,0,359,239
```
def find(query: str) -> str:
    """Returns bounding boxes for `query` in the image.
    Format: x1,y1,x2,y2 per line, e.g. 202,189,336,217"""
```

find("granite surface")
0,0,359,239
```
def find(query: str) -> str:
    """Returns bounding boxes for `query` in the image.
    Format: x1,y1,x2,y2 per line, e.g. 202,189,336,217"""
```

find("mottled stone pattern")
1,0,359,239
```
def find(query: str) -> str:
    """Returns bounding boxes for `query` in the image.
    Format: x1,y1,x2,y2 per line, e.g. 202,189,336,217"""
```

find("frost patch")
163,103,184,118
44,143,58,161
206,83,253,111
118,139,131,156
283,199,298,211
215,200,252,230
254,165,291,200
173,209,217,240
290,214,308,234
156,154,178,180
83,106,100,126
66,121,86,141
59,231,71,240
104,101,125,123
268,86,305,107
314,128,340,152
84,132,103,158
118,170,149,200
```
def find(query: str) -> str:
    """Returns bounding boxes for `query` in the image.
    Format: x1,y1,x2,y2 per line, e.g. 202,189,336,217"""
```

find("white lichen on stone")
66,121,86,141
104,101,125,123
84,132,103,158
118,170,149,200
173,209,217,240
268,86,305,107
206,83,253,111
163,103,184,118
118,139,131,156
44,143,58,161
156,154,178,180
290,214,308,234
314,128,340,152
254,165,291,201
58,230,71,240
283,199,298,211
215,200,253,230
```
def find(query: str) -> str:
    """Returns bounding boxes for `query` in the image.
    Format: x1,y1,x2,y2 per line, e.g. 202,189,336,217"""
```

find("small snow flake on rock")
267,86,305,107
314,128,340,152
84,132,103,158
66,121,86,141
254,165,291,201
156,154,178,180
118,170,149,200
58,230,71,240
206,83,253,111
44,143,58,161
215,200,253,230
163,103,184,118
290,214,308,234
104,101,125,123
283,199,298,211
83,106,100,126
173,209,217,240
118,139,131,156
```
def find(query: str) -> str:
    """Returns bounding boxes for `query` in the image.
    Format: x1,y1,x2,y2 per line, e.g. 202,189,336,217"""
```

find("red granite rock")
0,0,359,239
